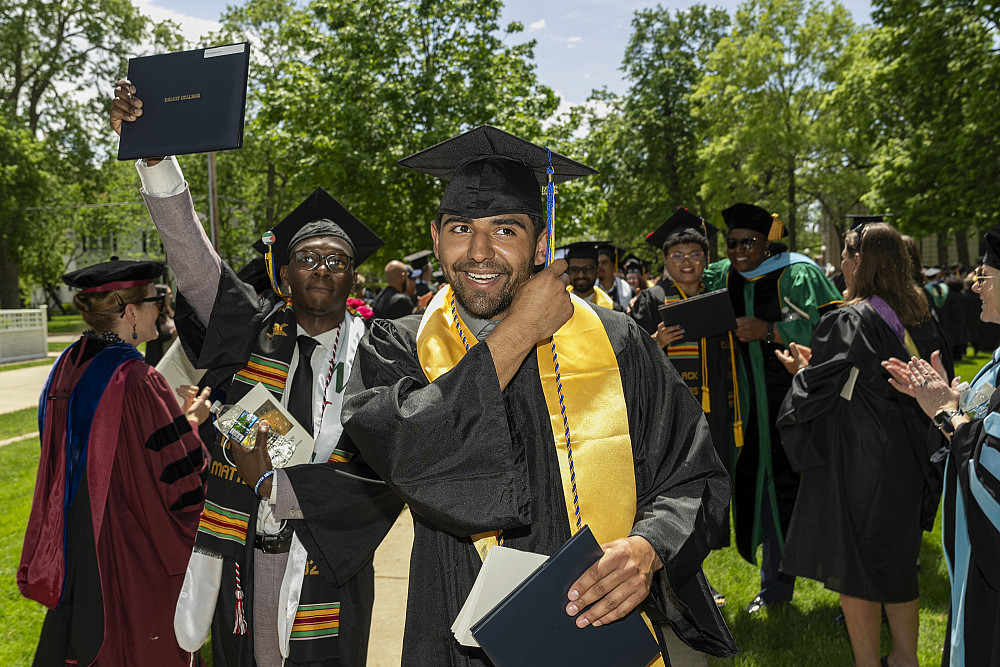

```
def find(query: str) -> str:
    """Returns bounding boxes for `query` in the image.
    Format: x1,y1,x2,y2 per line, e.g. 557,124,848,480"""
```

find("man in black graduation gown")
339,125,737,665
372,260,416,319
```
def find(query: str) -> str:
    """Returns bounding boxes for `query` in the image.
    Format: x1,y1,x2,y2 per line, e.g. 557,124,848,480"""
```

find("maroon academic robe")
19,337,209,666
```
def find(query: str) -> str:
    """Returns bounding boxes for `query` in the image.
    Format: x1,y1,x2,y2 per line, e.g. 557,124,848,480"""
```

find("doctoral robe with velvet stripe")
776,303,949,602
940,365,1000,666
340,307,738,666
20,336,209,666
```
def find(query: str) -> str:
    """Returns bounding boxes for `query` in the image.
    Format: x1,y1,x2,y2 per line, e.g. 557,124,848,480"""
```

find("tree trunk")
786,165,797,252
936,233,948,267
954,228,970,270
0,236,21,308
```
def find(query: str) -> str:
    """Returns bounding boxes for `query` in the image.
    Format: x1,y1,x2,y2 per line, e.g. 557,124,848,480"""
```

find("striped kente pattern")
290,603,340,640
233,354,289,393
197,500,250,545
328,448,355,463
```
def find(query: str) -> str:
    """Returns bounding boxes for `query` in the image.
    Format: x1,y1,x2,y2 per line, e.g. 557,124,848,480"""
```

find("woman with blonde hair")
19,259,212,665
777,223,951,667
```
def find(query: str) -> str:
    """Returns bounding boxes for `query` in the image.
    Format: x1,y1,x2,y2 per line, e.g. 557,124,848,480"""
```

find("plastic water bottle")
210,401,297,468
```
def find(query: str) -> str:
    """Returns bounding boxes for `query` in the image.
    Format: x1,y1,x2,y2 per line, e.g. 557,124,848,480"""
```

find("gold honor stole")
417,286,662,663
566,283,615,310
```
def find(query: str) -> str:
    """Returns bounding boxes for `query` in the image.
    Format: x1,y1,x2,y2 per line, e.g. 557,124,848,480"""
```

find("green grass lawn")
46,313,85,334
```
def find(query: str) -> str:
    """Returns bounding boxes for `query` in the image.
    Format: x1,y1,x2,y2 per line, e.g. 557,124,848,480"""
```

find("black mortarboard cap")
403,249,434,270
984,227,1000,269
596,243,625,268
556,241,600,262
235,256,272,295
398,125,598,220
645,207,715,250
722,203,784,239
252,188,384,269
622,254,650,274
63,258,164,291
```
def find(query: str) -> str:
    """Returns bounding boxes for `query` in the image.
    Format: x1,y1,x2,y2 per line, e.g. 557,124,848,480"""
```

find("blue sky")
141,0,873,106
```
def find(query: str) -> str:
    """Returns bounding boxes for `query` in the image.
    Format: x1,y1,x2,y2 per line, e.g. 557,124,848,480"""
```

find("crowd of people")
13,77,1000,667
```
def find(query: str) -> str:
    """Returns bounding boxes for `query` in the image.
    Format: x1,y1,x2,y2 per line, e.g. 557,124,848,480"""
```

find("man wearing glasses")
112,81,403,667
703,202,842,615
559,241,619,310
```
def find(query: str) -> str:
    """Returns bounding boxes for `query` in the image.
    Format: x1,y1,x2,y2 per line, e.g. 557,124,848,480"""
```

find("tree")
0,118,48,307
201,0,560,271
565,5,730,252
692,0,858,251
861,0,1000,262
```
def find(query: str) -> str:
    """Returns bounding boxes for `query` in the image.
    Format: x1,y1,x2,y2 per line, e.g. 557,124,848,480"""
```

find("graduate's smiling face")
726,230,768,272
431,213,546,320
664,242,706,286
567,258,598,294
280,236,356,321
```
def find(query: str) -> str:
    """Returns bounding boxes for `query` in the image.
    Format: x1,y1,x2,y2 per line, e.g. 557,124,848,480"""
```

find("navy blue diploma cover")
117,43,250,160
658,288,737,341
470,525,662,666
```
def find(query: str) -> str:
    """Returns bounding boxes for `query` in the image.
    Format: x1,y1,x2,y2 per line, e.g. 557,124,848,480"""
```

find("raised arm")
111,79,221,324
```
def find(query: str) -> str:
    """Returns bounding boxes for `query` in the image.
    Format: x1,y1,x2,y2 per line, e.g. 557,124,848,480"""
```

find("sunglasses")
292,250,353,273
119,294,165,317
726,237,760,251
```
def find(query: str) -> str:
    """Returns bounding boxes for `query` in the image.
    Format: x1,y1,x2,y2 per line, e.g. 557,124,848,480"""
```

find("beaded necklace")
316,321,344,428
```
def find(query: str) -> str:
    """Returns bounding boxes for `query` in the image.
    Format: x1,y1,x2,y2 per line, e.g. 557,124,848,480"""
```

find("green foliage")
862,0,1000,240
692,0,859,250
563,5,730,256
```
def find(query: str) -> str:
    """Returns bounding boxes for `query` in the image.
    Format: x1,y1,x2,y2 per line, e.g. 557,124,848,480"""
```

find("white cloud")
530,19,546,30
133,0,221,45
567,36,582,44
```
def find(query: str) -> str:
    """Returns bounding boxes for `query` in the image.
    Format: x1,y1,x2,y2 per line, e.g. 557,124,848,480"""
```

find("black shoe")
746,594,789,615
711,587,727,608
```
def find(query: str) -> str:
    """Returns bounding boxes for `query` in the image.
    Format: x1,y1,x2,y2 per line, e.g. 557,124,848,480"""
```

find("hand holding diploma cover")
463,526,661,667
117,42,250,160
658,288,737,341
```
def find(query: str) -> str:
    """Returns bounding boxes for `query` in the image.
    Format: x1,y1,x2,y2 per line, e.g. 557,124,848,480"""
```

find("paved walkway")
0,362,53,415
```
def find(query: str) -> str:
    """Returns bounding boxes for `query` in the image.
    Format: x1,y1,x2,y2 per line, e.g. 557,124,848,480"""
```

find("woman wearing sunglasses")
19,259,212,665
701,202,843,615
882,227,1000,666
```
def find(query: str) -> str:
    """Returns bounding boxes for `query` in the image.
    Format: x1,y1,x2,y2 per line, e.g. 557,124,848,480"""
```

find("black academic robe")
630,282,734,549
776,302,949,602
371,286,414,320
340,308,738,666
174,267,401,667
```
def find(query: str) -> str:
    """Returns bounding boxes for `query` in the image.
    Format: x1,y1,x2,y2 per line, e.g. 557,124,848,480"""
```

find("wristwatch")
933,409,960,435
763,322,775,344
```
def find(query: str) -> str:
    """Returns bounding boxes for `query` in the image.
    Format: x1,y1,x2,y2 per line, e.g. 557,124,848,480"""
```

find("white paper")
154,339,206,407
204,43,246,58
451,546,549,647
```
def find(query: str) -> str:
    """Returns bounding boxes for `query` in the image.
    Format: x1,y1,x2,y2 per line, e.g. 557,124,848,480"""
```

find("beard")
444,257,534,320
571,277,595,292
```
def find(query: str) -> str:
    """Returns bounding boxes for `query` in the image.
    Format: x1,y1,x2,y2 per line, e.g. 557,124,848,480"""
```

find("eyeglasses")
973,266,995,286
292,250,353,273
567,265,598,276
667,250,705,263
726,237,760,251
119,294,165,317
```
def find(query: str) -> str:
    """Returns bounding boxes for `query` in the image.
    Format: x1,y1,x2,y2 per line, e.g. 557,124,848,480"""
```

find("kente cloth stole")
193,303,297,561
415,286,636,554
566,283,614,310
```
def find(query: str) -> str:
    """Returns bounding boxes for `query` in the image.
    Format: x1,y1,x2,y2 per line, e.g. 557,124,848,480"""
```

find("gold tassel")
728,331,744,448
701,338,711,412
768,213,785,242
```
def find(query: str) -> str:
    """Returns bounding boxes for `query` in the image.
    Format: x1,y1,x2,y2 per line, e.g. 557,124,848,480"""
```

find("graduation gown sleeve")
341,316,532,537
774,262,843,346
